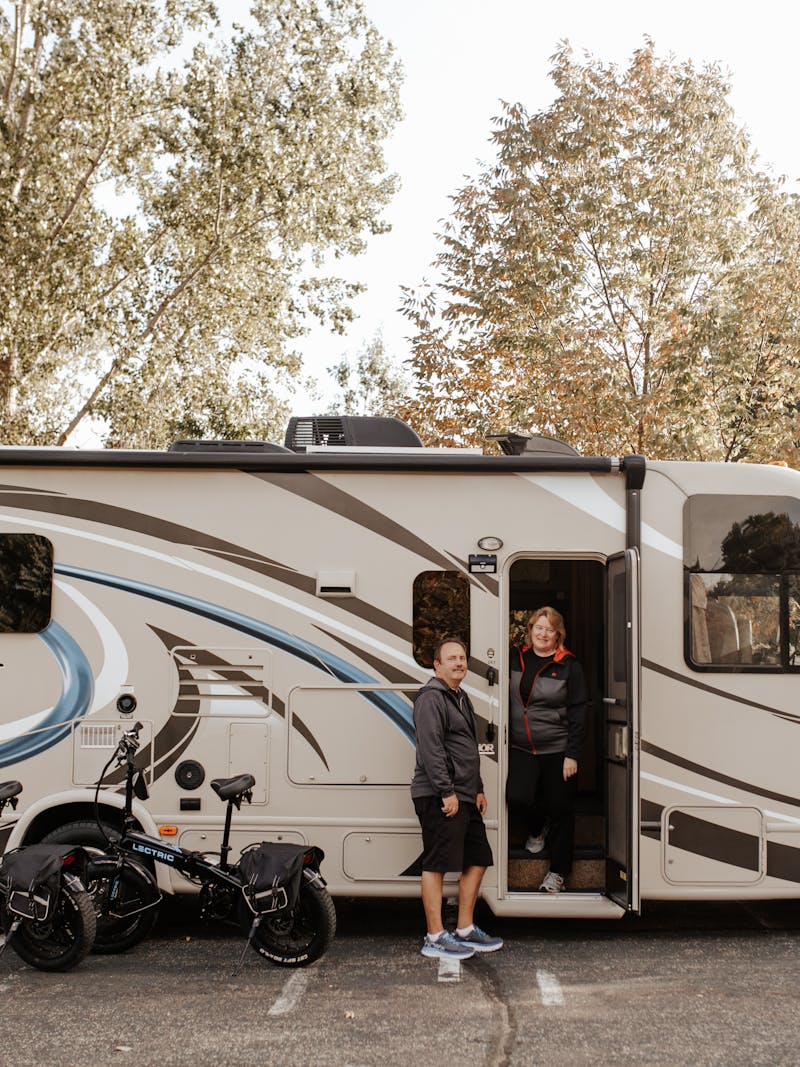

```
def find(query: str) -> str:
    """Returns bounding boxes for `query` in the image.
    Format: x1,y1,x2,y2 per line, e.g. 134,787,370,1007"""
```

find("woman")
506,606,587,893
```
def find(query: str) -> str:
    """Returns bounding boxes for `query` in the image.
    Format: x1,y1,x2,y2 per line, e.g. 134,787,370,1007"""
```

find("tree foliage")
0,532,51,632
326,332,409,417
720,512,800,573
399,41,800,462
0,0,401,446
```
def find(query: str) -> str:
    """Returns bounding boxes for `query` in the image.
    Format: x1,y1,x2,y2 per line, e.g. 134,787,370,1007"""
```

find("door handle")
612,726,629,760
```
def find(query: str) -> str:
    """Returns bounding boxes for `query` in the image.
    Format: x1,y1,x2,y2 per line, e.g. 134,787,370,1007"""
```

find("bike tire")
41,818,121,850
240,870,336,967
1,882,96,972
42,820,159,954
85,857,160,954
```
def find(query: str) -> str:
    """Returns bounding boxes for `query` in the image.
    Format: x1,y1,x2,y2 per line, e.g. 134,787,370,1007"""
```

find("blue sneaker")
452,924,503,953
421,932,475,959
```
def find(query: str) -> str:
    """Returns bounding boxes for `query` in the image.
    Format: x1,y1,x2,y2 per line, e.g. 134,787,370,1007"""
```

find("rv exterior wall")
1,446,799,916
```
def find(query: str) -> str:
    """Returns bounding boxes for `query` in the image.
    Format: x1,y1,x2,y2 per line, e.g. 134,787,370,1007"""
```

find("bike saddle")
211,774,255,801
0,781,22,802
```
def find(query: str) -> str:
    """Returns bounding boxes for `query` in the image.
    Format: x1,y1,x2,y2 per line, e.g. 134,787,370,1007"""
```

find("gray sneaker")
452,925,503,953
524,832,546,854
421,932,475,959
539,870,565,893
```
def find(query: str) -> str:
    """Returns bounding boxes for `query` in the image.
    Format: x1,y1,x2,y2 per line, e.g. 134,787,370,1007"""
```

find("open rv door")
605,549,641,911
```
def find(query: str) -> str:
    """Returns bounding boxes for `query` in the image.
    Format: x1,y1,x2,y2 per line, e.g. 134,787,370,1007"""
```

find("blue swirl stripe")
0,622,94,769
56,565,416,742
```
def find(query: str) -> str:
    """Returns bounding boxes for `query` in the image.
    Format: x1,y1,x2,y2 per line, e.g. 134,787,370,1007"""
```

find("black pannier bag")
0,845,80,921
238,842,312,915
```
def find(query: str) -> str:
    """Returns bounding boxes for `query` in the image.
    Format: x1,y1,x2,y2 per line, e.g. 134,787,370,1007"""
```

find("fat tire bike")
0,782,96,971
44,722,335,967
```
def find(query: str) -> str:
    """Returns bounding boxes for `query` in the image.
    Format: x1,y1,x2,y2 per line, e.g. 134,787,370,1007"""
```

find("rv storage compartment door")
288,685,417,785
663,806,763,884
605,550,641,911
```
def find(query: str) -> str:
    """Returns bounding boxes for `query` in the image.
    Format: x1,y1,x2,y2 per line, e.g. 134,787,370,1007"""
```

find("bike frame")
109,728,311,916
119,827,244,897
115,734,257,897
99,725,322,926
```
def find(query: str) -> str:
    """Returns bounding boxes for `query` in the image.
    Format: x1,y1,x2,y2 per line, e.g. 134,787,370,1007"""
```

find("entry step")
507,854,605,892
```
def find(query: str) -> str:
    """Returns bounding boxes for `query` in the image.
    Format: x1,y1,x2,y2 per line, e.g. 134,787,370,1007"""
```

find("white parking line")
268,971,309,1016
536,970,565,1006
437,956,462,983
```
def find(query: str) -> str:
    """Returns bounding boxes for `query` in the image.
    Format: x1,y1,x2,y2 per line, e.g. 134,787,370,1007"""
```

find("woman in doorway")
506,606,587,893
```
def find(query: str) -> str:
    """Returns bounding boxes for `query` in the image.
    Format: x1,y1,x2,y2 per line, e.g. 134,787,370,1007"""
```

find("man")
410,637,503,959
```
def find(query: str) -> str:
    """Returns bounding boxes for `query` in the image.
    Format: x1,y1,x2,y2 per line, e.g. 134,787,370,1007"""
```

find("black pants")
506,748,577,876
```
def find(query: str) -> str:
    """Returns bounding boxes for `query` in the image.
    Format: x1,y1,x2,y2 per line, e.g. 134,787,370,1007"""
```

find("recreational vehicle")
1,414,798,920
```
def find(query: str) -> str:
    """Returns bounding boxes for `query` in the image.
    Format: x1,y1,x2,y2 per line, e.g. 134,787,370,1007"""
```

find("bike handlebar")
115,721,143,762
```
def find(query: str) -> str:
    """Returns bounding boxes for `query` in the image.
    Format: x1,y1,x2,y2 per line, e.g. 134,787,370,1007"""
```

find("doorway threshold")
492,892,625,920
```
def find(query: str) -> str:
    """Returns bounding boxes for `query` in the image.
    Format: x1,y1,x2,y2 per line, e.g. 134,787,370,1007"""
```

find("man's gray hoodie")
410,677,483,803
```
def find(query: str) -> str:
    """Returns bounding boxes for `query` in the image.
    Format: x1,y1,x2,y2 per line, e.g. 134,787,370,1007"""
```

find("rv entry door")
604,549,641,911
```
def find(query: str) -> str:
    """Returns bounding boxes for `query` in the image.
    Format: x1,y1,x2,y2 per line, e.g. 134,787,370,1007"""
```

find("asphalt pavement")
2,895,800,1066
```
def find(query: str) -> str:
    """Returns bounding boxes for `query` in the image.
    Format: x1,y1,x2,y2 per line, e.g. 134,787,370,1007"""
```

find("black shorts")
413,796,494,873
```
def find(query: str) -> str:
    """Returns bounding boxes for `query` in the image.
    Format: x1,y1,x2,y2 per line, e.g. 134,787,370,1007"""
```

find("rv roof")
303,445,482,455
0,445,638,483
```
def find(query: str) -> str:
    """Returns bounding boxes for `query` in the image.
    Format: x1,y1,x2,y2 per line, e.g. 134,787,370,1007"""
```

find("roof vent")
284,415,422,452
487,433,580,457
168,440,291,453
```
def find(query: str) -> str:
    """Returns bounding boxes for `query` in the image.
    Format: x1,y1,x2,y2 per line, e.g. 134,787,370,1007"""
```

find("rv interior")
506,557,607,893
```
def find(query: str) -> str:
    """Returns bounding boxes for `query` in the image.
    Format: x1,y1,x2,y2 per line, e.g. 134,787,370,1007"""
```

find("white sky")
285,0,800,412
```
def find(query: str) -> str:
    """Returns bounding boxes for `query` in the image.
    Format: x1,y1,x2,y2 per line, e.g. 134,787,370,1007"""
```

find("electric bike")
45,723,335,966
0,782,96,971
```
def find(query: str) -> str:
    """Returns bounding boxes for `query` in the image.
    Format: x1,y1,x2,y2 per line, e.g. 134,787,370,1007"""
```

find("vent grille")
284,417,348,450
171,647,269,712
168,439,290,453
79,724,117,749
284,415,422,451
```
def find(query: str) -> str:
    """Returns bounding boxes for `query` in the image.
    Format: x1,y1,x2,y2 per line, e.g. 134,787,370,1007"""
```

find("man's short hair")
433,636,468,663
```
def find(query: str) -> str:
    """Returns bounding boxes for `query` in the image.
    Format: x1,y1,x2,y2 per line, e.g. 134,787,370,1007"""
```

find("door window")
412,571,470,668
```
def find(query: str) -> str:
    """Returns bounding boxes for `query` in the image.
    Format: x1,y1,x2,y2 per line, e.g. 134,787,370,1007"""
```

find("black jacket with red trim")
508,645,587,759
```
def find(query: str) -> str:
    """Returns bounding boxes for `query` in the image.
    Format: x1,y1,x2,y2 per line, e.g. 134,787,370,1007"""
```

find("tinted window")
0,534,53,633
685,496,800,671
412,571,470,668
789,575,800,668
684,496,800,572
688,573,780,667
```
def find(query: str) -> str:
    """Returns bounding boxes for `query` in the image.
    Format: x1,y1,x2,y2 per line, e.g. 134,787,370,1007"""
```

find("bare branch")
49,126,113,246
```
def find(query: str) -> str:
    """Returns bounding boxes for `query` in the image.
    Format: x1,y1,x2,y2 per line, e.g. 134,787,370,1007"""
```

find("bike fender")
87,855,161,907
303,867,328,889
62,871,88,894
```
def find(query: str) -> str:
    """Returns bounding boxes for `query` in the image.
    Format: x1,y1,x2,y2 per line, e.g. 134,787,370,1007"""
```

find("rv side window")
412,571,470,668
0,533,54,634
684,495,800,671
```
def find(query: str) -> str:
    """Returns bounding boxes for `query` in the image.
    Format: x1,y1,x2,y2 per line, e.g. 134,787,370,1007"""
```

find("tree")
326,332,409,417
0,0,401,446
399,40,800,461
720,512,800,573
